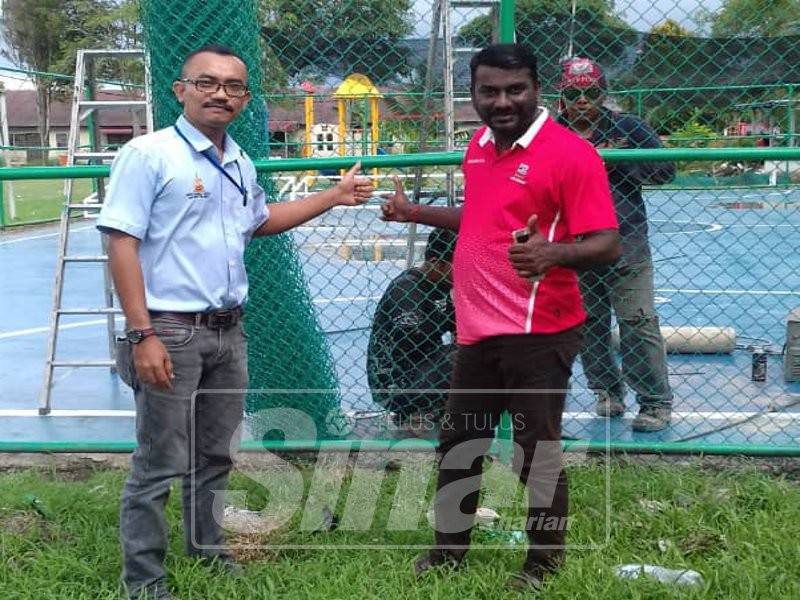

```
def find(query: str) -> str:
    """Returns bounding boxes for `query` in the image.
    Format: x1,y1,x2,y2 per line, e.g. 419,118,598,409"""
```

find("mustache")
203,101,233,111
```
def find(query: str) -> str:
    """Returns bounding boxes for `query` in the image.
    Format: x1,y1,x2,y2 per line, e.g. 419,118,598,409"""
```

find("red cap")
558,57,607,90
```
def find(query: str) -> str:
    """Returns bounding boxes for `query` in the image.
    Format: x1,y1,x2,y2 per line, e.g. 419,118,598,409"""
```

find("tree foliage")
459,0,633,89
650,19,691,37
52,0,143,84
258,0,414,90
695,0,800,37
3,0,65,149
2,0,141,153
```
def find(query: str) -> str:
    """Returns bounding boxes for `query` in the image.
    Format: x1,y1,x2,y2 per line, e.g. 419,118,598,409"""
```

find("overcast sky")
619,0,722,31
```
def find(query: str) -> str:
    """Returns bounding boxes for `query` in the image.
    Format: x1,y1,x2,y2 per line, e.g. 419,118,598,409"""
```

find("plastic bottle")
24,494,51,519
614,564,704,587
473,525,526,547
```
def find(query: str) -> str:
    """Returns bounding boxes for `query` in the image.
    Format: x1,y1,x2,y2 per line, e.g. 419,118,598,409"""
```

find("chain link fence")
86,0,800,448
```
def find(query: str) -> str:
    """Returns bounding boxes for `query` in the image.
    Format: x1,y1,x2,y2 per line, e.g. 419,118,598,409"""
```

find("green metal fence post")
787,85,796,145
0,176,5,228
85,83,98,196
497,0,517,464
499,0,516,43
786,84,795,176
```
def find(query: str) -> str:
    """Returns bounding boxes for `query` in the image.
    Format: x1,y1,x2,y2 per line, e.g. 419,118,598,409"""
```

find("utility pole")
0,84,16,223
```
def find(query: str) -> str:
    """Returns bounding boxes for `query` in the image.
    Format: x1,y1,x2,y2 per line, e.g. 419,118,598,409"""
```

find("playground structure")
299,73,382,181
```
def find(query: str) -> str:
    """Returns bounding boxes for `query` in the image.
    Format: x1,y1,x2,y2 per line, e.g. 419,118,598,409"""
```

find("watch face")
126,329,144,344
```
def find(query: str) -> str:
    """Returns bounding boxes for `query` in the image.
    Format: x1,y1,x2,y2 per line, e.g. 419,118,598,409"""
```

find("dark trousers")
433,327,582,572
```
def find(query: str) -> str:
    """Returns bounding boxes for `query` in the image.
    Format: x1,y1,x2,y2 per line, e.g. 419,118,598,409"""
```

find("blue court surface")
1,185,799,449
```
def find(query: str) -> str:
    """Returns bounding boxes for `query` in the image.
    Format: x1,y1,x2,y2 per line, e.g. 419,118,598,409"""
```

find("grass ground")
0,456,798,599
2,179,95,225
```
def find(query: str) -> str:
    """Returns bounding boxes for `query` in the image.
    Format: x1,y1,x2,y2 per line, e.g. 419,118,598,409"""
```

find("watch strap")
127,327,156,343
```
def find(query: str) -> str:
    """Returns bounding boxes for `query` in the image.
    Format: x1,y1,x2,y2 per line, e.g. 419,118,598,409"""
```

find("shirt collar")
175,114,242,165
478,107,549,149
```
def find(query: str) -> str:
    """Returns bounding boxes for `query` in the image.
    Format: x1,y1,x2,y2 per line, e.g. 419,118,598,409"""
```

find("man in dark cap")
557,57,675,432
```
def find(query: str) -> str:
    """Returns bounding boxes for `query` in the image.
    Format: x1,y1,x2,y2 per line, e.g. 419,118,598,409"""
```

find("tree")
2,0,65,157
459,0,634,89
2,0,140,160
695,0,800,37
52,0,143,85
650,19,692,37
258,0,414,90
630,3,800,135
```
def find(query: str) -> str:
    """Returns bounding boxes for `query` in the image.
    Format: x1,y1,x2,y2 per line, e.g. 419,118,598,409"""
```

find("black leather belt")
149,306,243,329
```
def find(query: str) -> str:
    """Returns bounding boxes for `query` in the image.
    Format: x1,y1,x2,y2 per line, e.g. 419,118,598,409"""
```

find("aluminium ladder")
406,0,500,266
39,49,153,414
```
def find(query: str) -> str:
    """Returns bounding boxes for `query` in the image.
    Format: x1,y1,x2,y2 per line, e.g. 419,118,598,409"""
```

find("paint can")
751,348,767,382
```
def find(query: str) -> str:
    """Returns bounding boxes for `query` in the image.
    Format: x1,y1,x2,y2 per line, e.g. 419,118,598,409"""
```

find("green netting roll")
139,0,341,440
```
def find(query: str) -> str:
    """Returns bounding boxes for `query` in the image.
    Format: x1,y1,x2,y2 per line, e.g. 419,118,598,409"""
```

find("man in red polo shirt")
381,43,620,590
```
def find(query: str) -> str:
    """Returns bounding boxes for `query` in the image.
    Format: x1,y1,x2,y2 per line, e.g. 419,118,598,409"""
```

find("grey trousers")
579,256,673,408
118,316,248,597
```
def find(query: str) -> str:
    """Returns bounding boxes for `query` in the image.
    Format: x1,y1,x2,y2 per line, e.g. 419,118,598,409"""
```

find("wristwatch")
125,327,156,344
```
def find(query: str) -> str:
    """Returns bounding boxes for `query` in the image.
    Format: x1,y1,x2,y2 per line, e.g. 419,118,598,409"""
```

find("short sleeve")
96,144,158,239
249,180,270,232
560,143,618,236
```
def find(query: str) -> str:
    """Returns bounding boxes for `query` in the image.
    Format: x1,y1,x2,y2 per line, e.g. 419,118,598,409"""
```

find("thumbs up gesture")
380,175,414,222
508,214,557,280
336,162,374,206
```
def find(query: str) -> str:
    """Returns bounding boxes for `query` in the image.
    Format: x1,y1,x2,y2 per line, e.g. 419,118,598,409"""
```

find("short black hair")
424,228,457,263
180,44,247,78
470,43,539,87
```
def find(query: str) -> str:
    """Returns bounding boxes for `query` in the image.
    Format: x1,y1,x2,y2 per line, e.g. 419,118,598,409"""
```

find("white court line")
657,288,800,296
560,411,800,422
0,297,379,340
0,225,93,246
649,219,723,234
1,409,798,422
296,226,347,232
0,409,135,417
0,318,108,340
726,224,800,229
313,295,380,304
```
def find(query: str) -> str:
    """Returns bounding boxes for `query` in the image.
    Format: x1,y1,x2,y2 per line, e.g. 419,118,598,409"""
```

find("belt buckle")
208,309,236,329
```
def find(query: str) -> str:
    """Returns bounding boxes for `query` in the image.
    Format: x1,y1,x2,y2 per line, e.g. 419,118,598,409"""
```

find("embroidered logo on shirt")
466,158,486,164
186,174,211,200
510,162,530,184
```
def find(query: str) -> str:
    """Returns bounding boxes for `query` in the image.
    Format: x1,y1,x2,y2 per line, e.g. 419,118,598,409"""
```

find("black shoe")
631,405,671,432
413,550,463,577
595,392,625,418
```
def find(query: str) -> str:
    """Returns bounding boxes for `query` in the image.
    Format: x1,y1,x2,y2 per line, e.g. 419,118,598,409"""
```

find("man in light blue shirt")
98,44,373,600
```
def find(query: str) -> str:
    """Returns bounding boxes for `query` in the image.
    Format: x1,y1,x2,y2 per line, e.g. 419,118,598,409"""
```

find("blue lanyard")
174,125,248,206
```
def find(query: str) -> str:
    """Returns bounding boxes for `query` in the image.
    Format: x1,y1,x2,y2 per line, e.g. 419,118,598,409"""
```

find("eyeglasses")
181,78,249,98
562,87,604,102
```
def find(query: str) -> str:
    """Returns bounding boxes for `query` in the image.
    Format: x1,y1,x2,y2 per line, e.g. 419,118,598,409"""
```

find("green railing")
2,147,799,182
